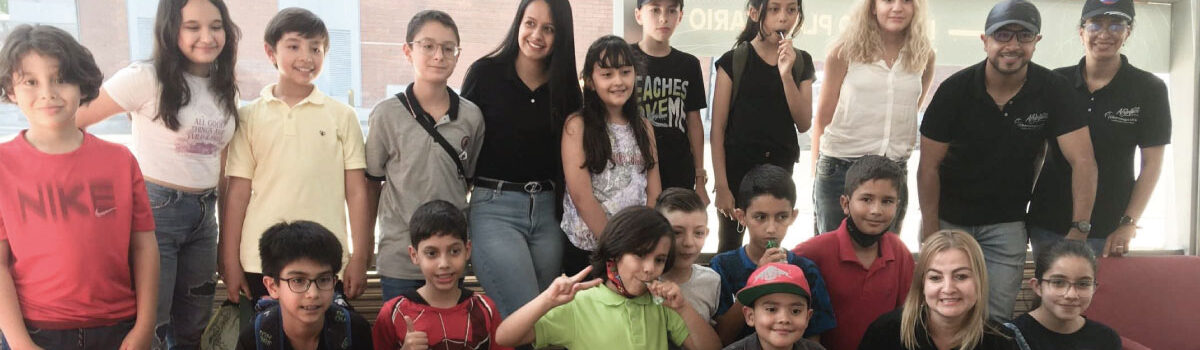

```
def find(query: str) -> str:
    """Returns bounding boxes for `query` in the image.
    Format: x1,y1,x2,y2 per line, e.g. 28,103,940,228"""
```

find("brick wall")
359,0,615,107
73,0,615,107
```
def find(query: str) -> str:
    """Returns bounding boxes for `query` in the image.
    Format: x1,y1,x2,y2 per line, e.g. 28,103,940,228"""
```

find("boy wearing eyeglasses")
916,0,1097,323
238,221,373,349
365,10,485,302
372,200,510,350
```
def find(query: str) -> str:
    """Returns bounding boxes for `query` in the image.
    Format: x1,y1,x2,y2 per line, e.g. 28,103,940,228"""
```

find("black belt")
473,178,554,193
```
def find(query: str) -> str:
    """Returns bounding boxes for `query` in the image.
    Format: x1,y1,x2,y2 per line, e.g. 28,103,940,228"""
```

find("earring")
736,222,746,234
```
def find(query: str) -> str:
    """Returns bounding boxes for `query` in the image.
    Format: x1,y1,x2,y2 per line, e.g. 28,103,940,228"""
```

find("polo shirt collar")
833,219,897,265
403,83,461,122
593,284,655,306
1070,54,1133,91
967,59,1048,101
259,83,329,106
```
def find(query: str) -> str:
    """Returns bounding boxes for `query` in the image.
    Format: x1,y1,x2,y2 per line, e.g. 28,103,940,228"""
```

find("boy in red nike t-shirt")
0,24,158,349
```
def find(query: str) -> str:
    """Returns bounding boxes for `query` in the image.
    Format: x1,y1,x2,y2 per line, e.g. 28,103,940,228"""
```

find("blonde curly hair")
832,0,933,73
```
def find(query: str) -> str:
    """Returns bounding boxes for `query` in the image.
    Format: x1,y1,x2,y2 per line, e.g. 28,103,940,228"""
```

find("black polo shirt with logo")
1027,55,1171,238
920,60,1087,226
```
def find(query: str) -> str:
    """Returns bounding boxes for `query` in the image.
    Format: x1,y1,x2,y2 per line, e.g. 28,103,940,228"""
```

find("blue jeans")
1,319,134,350
1027,225,1107,264
812,154,909,234
145,182,218,350
939,220,1027,322
380,277,425,302
468,186,564,317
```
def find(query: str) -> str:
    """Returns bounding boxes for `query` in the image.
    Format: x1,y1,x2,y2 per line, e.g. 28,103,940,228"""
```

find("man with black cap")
916,0,1098,322
1028,0,1170,261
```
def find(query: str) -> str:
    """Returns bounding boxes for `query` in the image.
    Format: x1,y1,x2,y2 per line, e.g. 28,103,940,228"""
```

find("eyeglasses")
1084,22,1129,34
408,40,461,58
991,30,1038,43
1040,278,1098,295
278,275,337,293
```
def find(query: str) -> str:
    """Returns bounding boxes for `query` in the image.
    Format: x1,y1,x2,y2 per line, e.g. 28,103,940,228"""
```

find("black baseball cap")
637,0,683,8
1082,0,1135,23
985,0,1041,35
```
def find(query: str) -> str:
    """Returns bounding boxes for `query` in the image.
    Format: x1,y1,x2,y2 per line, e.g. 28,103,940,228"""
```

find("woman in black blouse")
460,0,583,317
859,230,1017,350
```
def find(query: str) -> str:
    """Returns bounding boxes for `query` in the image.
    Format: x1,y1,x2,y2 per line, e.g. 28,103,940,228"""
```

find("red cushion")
1086,256,1200,350
1121,336,1150,350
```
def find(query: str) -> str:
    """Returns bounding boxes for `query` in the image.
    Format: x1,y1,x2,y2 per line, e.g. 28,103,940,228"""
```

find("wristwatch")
1071,221,1092,234
1119,215,1136,226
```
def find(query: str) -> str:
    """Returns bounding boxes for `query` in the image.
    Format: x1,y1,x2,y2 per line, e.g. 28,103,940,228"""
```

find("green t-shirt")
534,286,690,349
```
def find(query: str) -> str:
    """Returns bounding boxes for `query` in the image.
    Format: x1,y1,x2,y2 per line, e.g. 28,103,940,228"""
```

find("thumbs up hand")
401,315,429,350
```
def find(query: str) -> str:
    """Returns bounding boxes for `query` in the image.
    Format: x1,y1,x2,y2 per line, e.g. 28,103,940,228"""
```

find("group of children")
0,0,1134,349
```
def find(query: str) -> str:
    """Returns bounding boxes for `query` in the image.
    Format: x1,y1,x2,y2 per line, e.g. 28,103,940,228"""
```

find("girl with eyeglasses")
1010,240,1121,350
1027,0,1170,260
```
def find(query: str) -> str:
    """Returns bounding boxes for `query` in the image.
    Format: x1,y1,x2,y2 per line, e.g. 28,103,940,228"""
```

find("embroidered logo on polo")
1105,107,1141,125
1013,112,1048,131
753,265,791,282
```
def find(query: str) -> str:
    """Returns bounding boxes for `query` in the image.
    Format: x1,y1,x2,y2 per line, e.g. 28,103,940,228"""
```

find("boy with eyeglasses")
916,0,1097,323
238,221,374,349
365,10,485,302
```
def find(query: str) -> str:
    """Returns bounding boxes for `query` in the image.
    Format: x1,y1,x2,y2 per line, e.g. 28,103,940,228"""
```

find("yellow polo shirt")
225,84,366,273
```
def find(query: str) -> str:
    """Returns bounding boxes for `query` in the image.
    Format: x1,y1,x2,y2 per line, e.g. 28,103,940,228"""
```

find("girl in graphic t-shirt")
560,35,661,274
810,0,937,235
711,0,815,253
75,0,240,347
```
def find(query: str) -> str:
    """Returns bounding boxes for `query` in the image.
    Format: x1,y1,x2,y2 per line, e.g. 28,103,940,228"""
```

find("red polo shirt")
792,219,914,350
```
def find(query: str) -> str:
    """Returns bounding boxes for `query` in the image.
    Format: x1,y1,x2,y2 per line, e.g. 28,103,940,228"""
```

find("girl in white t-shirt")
809,0,937,235
75,0,240,347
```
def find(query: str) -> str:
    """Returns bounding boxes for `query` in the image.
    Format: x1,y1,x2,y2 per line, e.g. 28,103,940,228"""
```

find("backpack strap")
729,43,808,104
396,84,470,184
1002,322,1032,350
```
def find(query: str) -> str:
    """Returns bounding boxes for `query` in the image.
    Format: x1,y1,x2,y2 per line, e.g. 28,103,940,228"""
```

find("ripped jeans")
145,182,218,350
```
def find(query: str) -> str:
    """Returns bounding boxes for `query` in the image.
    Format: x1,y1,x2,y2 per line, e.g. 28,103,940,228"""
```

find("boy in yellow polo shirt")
221,7,372,304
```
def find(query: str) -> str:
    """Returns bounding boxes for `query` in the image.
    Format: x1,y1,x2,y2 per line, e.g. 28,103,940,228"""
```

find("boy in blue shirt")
711,165,835,344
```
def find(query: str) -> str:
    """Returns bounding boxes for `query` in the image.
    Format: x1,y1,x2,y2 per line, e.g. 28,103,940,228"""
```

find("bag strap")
730,43,807,104
396,86,469,183
1002,322,1032,350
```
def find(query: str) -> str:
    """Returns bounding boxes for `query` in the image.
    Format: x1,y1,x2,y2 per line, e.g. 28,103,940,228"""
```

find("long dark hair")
577,35,655,174
734,0,805,47
1031,239,1099,309
481,0,582,126
589,206,676,281
152,0,240,131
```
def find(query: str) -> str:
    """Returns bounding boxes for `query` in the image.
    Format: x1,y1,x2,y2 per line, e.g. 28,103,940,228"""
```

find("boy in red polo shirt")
792,155,913,350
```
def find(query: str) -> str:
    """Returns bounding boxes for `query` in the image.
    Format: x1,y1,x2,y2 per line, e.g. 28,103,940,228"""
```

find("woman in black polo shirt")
1028,0,1170,260
460,0,582,317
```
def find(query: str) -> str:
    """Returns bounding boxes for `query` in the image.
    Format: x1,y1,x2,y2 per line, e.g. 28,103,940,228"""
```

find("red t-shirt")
792,219,914,350
373,288,511,350
0,131,155,329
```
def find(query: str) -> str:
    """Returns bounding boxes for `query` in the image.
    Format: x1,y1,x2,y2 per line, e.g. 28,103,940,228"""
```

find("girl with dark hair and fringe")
75,0,240,347
1011,240,1121,350
495,206,720,350
560,35,661,274
460,0,583,318
711,0,815,253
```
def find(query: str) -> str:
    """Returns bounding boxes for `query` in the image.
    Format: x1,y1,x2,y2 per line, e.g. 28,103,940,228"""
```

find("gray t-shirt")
680,264,721,323
723,334,825,350
365,91,485,280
